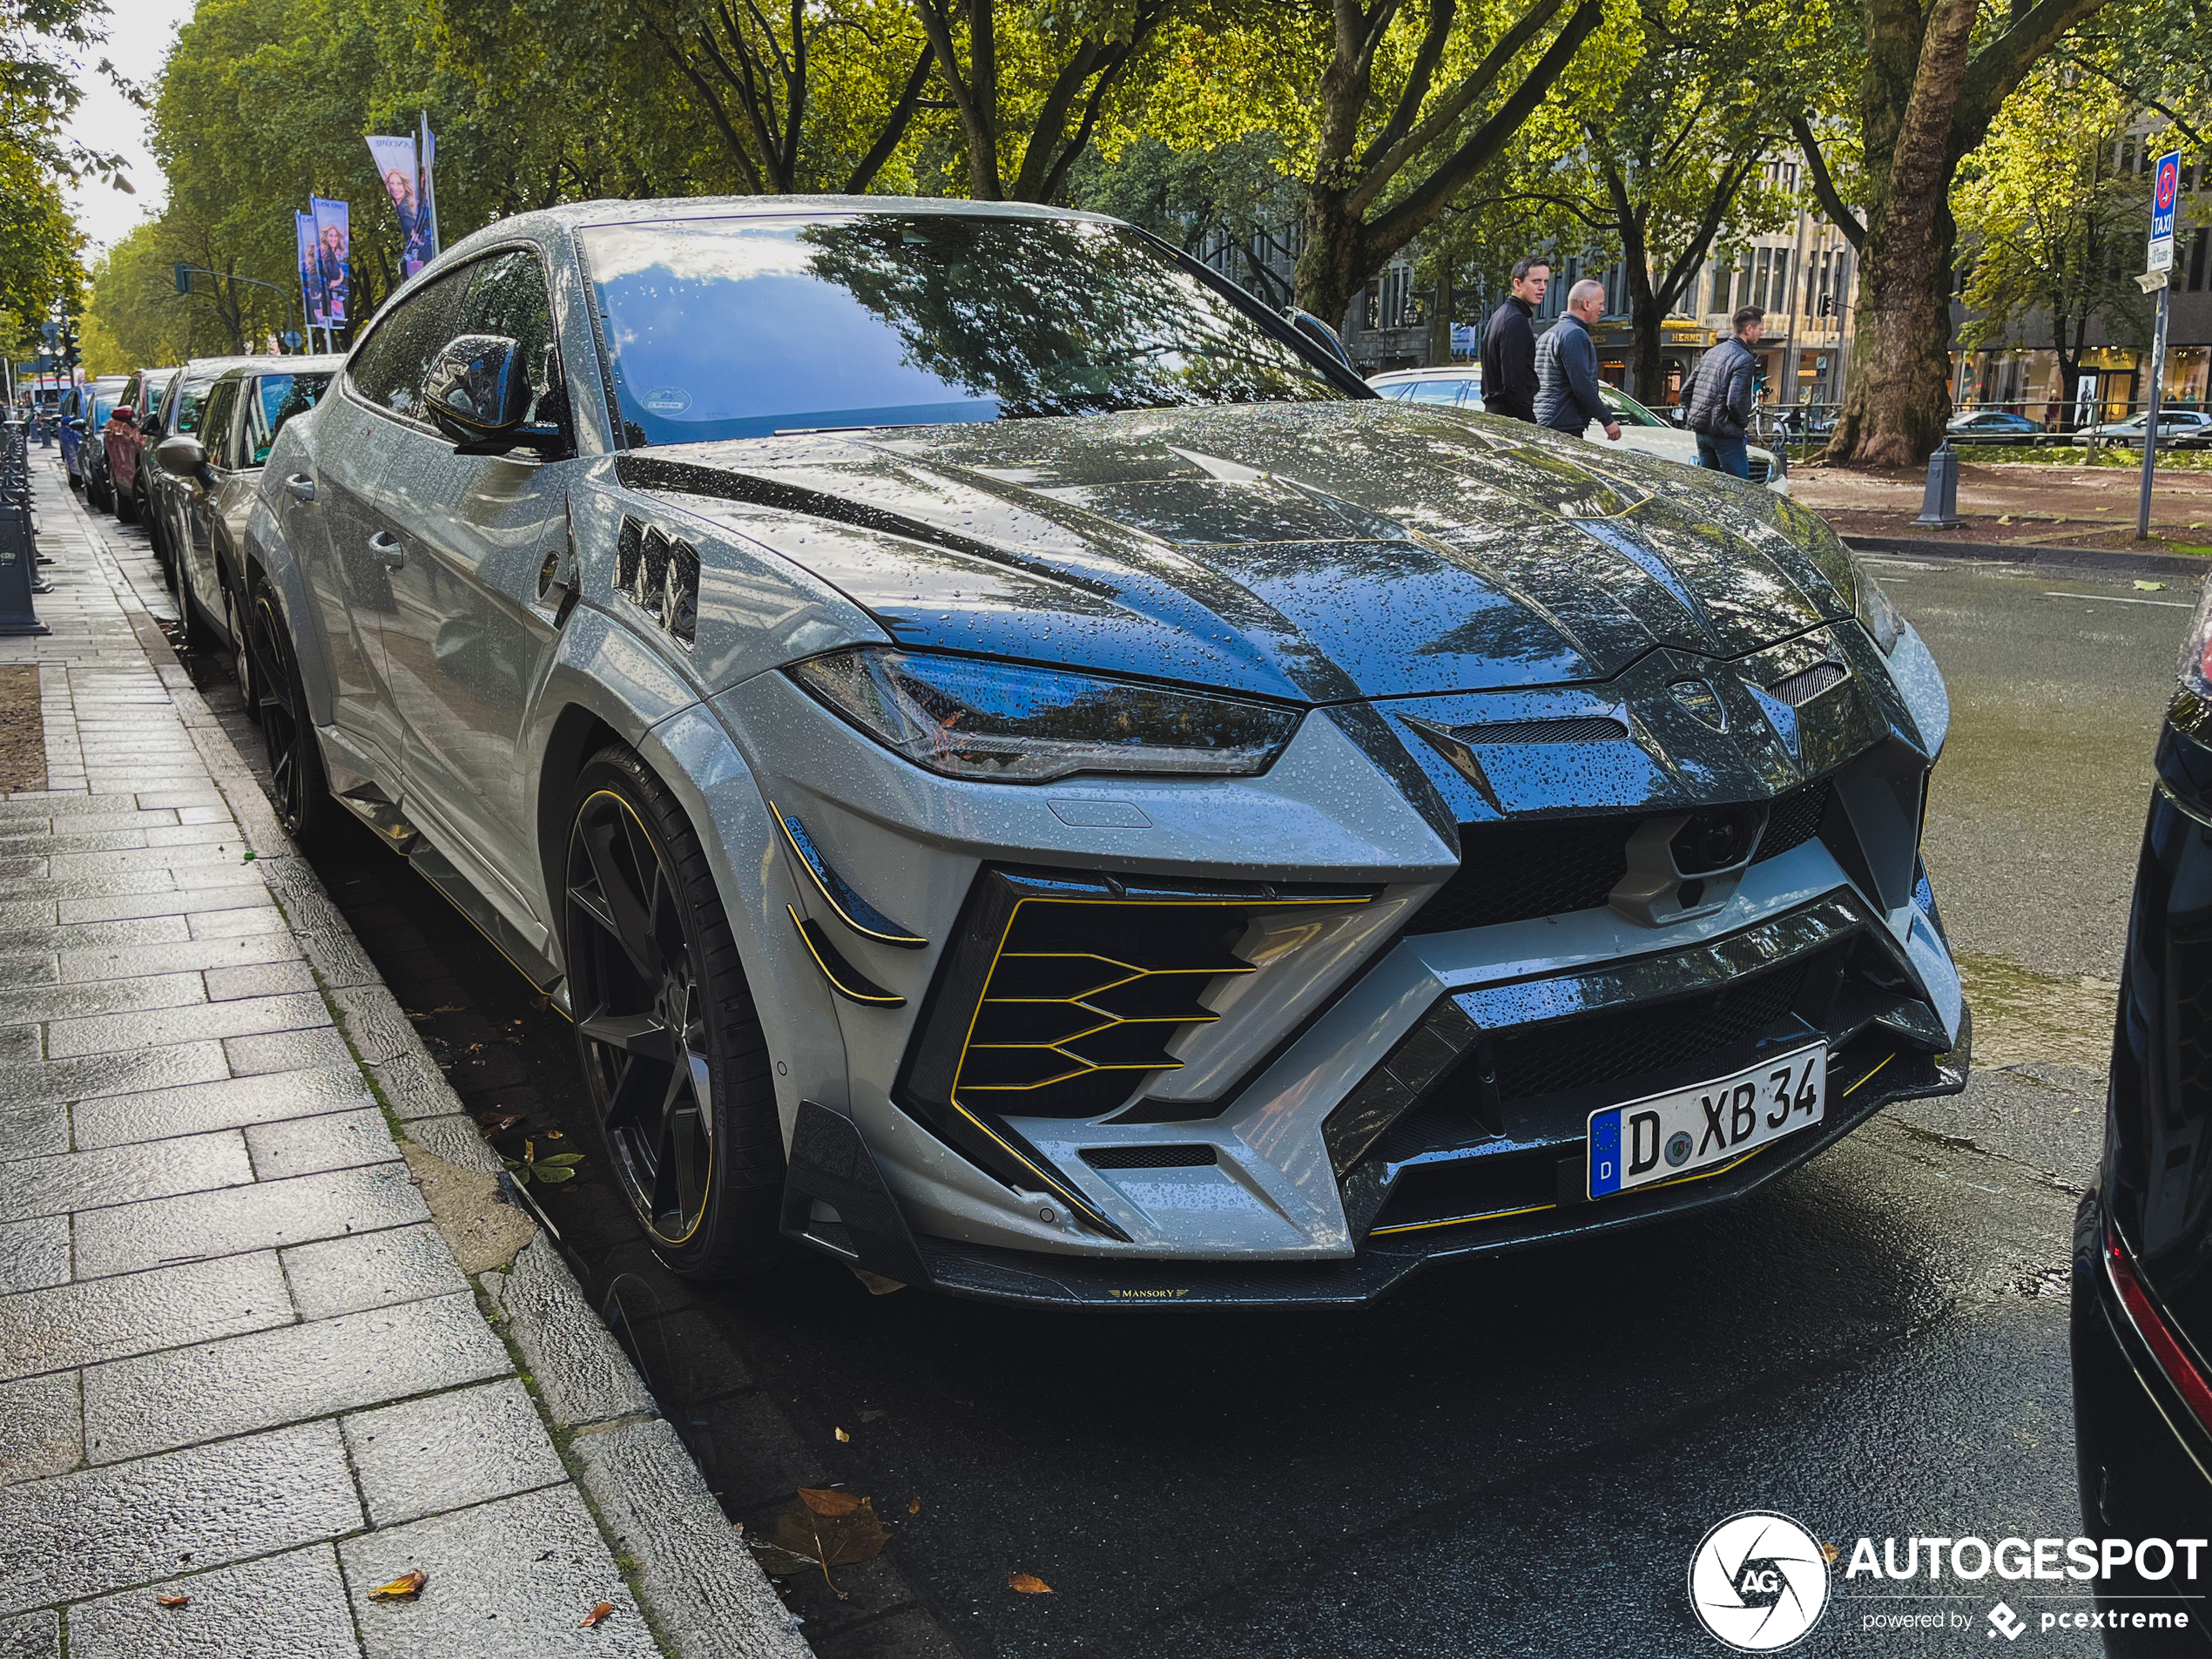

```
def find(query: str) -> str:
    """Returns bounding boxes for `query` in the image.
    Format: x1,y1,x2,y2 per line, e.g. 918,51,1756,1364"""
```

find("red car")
101,366,178,529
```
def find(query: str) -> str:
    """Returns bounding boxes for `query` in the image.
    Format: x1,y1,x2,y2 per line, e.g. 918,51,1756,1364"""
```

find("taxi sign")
2150,150,2182,272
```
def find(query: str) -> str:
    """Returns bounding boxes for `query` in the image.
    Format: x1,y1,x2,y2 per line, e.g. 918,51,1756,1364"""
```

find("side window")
199,382,239,469
170,377,213,437
456,249,569,432
347,268,469,424
246,372,332,466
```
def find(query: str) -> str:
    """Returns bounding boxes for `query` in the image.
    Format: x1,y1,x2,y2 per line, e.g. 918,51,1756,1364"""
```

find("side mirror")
423,334,564,456
155,434,208,486
1281,306,1353,368
114,405,134,424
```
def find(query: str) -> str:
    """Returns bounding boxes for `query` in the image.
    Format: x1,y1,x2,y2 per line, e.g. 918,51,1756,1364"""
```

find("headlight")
2180,576,2212,693
1853,556,1903,654
786,647,1304,783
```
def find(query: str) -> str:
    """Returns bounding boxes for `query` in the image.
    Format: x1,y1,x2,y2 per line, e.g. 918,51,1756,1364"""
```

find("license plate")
1587,1042,1825,1199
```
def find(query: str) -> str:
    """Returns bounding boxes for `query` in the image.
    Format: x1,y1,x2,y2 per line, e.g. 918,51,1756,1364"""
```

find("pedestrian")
1683,307,1765,478
1533,278,1622,442
1480,256,1550,421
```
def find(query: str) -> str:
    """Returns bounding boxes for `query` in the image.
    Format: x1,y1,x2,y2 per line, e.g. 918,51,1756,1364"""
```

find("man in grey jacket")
1534,280,1621,442
1683,307,1765,478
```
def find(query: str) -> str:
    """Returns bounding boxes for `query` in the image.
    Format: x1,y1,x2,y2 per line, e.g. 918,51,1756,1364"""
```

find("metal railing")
0,415,50,635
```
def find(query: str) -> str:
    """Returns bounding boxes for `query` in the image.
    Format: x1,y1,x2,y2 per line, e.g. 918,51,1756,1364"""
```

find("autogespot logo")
1690,1512,1832,1651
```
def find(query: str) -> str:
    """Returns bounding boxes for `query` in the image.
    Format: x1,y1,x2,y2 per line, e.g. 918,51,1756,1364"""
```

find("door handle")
284,473,316,503
368,530,406,570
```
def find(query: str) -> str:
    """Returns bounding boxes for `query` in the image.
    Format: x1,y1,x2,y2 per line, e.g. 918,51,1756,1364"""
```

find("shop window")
2191,229,2209,293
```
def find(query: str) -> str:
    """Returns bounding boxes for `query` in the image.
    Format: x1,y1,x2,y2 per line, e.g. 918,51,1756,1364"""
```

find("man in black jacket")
1683,307,1765,478
1480,256,1550,421
1534,280,1622,442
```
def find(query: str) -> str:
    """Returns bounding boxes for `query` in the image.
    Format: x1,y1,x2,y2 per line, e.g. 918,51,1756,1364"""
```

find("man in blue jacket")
1683,307,1766,478
1534,280,1621,442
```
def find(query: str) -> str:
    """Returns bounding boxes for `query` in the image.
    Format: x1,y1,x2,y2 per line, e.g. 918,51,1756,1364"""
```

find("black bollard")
0,417,51,635
1912,439,1963,529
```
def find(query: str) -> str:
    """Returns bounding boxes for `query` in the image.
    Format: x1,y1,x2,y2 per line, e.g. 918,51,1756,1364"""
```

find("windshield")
579,213,1352,446
1600,386,1668,428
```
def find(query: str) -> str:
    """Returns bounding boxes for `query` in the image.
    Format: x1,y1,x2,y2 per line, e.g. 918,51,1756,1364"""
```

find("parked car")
247,199,1966,1304
2080,408,2212,449
1367,366,1791,493
102,367,177,529
2074,577,2212,1646
1942,409,2047,445
144,356,260,592
57,376,127,489
155,355,341,684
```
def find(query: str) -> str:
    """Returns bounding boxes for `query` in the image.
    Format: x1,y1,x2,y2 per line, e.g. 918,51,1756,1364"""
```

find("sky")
64,0,197,257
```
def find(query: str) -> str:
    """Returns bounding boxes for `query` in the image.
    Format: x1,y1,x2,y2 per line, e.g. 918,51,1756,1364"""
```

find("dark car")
2074,577,2212,1649
144,356,260,592
57,377,126,489
74,377,131,508
1943,409,2046,445
156,355,340,679
102,367,177,529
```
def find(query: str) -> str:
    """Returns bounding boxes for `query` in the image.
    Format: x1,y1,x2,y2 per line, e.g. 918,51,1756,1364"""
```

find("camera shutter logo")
1689,1512,1830,1650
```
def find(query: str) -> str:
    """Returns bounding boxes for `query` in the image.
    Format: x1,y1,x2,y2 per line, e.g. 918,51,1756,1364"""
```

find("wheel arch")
239,498,341,728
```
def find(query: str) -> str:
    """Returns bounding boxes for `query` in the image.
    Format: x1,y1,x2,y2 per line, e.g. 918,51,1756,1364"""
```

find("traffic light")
173,263,193,295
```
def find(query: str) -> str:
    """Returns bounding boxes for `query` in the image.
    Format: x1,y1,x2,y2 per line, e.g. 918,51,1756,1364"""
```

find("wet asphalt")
107,492,2196,1657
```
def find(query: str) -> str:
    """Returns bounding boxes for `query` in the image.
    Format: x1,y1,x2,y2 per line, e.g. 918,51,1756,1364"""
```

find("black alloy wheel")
223,580,257,723
246,578,329,843
563,745,786,1278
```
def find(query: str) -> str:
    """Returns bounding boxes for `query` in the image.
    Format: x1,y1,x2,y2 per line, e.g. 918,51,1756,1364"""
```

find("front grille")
1767,662,1847,707
1082,1145,1217,1170
1753,778,1831,863
1450,716,1628,745
1406,818,1633,934
1490,953,1817,1103
1748,458,1773,483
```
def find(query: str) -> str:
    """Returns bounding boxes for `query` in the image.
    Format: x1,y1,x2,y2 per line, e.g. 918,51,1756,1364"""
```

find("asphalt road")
98,490,2195,1658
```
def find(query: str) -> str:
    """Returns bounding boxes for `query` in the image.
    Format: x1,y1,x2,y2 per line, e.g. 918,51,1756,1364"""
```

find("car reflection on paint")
243,197,1968,1306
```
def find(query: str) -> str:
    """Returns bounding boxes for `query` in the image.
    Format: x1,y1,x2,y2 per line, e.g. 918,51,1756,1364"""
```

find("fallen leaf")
475,1111,523,1141
1008,1574,1053,1594
543,1130,563,1139
156,1594,190,1608
433,1003,463,1013
799,1487,866,1518
834,1426,851,1442
580,1602,615,1629
2135,580,2168,591
531,993,552,1010
1996,513,2012,524
368,1570,428,1601
1821,1542,1841,1565
908,1499,921,1515
750,1490,893,1597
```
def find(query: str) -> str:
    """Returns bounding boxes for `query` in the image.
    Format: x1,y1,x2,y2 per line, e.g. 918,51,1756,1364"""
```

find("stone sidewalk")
0,460,809,1659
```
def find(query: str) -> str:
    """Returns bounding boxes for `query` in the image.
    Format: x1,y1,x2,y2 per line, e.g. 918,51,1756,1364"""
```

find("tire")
222,578,257,722
563,745,788,1279
114,475,137,524
245,577,332,845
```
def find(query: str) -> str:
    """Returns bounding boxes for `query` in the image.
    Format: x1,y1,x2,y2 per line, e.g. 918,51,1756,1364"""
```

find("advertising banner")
367,133,433,279
309,196,351,327
418,113,440,265
294,211,323,329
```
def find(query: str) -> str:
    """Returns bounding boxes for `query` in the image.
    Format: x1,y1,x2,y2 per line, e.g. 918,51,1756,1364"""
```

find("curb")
1842,532,2212,582
64,471,813,1659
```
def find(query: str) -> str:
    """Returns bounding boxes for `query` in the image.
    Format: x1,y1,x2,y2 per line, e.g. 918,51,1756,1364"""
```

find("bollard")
0,418,51,635
1912,439,1963,529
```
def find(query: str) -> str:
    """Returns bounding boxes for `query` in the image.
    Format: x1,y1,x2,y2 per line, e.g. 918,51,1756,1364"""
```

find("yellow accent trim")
787,906,906,1007
770,801,927,948
1371,1200,1557,1237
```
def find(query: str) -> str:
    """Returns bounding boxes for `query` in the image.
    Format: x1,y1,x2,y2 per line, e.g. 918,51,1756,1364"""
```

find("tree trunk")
1294,187,1369,336
1428,265,1453,363
1824,206,1960,464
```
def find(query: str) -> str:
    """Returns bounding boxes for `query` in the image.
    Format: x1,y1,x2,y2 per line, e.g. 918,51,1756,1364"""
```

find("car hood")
619,400,1858,704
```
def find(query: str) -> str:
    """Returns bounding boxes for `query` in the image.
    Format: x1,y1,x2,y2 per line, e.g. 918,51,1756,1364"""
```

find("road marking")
2040,590,2192,608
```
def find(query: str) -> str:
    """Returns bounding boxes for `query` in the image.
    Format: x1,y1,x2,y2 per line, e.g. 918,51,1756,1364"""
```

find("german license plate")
1587,1042,1825,1199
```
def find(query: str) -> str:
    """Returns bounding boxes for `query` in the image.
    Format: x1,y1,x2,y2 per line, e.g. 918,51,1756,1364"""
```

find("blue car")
58,377,129,491
1943,409,2046,445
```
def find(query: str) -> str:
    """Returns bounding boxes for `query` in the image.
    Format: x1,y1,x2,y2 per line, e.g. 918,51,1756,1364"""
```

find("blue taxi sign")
2150,150,2182,271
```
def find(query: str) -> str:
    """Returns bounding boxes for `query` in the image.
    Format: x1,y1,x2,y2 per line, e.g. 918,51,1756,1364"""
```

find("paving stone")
0,1610,57,1658
0,1100,69,1162
74,1067,375,1148
57,885,270,925
203,958,319,1001
482,1237,654,1429
186,906,287,941
0,955,57,988
0,1251,293,1379
0,1374,79,1485
0,1420,361,1611
30,810,175,833
44,991,327,1057
56,932,301,983
343,1377,565,1526
0,915,192,951
246,1108,401,1180
82,1291,509,1463
72,1163,432,1278
0,969,206,1024
280,1222,469,1321
340,1484,658,1659
0,1218,67,1293
141,821,241,847
374,1051,464,1121
67,1542,361,1659
0,1130,253,1224
0,1040,228,1106
226,1026,353,1076
571,1415,812,1659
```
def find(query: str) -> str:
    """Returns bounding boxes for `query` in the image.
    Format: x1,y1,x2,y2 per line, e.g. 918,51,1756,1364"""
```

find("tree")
1951,65,2148,416
1797,0,2116,465
1068,134,1303,302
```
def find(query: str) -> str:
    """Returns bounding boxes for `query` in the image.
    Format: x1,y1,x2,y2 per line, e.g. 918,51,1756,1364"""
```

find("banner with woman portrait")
295,212,324,329
309,196,351,327
366,133,433,280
